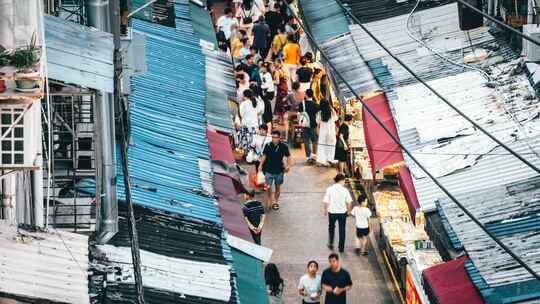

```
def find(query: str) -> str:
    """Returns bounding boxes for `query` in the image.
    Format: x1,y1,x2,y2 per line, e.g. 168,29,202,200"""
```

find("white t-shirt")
352,206,372,228
239,98,264,129
217,16,238,40
261,72,275,93
323,183,353,214
252,134,271,155
298,274,322,303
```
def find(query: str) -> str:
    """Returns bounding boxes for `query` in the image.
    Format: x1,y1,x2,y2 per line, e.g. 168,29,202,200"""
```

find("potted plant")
0,46,10,93
10,34,40,91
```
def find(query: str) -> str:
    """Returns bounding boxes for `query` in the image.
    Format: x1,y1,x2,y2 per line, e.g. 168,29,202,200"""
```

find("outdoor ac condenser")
523,24,540,62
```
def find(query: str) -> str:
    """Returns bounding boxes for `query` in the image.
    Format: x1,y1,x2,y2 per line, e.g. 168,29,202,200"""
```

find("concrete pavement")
259,148,396,303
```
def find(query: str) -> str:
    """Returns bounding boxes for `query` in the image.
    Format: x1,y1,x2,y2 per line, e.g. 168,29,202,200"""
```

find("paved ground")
258,148,396,304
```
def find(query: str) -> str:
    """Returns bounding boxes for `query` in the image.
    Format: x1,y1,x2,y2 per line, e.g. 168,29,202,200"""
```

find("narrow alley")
260,148,396,303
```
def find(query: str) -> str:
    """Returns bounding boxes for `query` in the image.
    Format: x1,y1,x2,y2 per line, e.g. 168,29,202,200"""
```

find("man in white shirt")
323,174,353,253
217,8,239,42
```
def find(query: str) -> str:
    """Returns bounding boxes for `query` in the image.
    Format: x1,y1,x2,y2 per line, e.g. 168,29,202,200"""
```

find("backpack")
299,100,310,128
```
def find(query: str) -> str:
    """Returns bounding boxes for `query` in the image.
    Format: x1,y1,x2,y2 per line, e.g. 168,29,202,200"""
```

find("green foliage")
0,51,10,67
10,33,40,69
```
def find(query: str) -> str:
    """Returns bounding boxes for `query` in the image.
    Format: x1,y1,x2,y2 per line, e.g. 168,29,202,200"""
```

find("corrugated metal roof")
119,19,221,223
0,221,89,304
231,249,269,304
349,3,517,89
320,33,380,100
204,50,236,132
190,1,218,48
44,15,114,92
341,0,453,24
299,0,350,44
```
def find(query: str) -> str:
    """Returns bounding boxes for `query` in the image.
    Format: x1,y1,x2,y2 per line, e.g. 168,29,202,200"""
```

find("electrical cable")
288,1,540,281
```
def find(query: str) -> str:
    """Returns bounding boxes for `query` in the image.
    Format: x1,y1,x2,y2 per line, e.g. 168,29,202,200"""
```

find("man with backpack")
252,16,271,59
298,89,320,163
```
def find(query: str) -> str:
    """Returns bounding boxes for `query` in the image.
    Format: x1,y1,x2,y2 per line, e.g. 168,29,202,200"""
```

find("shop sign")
405,268,422,304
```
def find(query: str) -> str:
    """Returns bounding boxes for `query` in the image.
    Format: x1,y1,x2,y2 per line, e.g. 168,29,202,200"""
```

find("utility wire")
289,1,540,281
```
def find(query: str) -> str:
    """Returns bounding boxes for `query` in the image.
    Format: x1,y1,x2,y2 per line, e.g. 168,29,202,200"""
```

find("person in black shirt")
321,253,352,304
242,190,266,244
335,114,352,175
296,56,313,86
265,3,283,38
259,130,292,210
298,89,320,163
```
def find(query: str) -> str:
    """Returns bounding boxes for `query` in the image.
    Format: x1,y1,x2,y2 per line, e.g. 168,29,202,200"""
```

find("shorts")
265,172,284,186
356,227,370,238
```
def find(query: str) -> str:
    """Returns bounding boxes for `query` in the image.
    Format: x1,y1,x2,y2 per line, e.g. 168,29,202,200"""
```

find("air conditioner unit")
523,24,540,62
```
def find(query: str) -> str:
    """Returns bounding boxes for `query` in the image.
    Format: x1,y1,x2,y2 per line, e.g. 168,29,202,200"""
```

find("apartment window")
0,108,24,165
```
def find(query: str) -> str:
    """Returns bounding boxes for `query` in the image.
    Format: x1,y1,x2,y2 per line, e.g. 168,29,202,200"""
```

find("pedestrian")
236,72,249,103
282,34,301,88
285,16,300,41
231,29,247,61
296,56,313,92
284,81,304,142
265,263,285,304
323,174,353,253
216,25,228,52
252,16,271,59
274,75,289,124
335,114,352,175
311,67,324,103
298,260,322,304
239,1,255,36
258,130,292,210
269,26,288,60
239,89,264,150
265,3,283,38
316,99,338,166
351,195,372,256
298,89,320,163
321,253,353,304
242,190,266,244
217,8,239,45
251,124,272,172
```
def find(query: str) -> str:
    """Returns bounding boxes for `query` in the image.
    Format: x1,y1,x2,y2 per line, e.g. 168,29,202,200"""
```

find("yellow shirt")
231,37,243,59
272,34,287,53
283,43,301,65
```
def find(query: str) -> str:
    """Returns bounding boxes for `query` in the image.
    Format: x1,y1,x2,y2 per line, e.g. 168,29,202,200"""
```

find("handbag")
299,100,311,128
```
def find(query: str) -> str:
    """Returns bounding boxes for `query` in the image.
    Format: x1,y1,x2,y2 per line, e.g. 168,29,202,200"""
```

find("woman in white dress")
316,99,338,166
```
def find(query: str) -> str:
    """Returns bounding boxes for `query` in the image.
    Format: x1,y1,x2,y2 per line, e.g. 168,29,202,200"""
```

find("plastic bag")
256,172,266,186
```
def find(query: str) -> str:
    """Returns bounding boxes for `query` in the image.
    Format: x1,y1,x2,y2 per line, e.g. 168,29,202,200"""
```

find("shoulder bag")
299,100,311,128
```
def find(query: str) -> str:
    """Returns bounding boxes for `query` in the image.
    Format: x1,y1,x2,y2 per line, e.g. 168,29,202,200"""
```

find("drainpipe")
87,0,118,244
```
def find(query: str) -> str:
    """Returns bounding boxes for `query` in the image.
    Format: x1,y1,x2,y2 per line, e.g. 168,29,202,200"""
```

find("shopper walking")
296,56,313,92
298,89,320,163
282,34,301,88
259,130,292,210
298,260,322,304
265,3,283,38
335,114,352,175
217,8,238,45
316,99,337,166
352,195,372,256
321,253,353,304
243,190,266,244
323,174,353,253
252,16,271,59
239,89,264,150
265,263,285,304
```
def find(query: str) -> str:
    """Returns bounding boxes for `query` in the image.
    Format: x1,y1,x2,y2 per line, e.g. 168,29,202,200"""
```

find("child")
351,195,372,256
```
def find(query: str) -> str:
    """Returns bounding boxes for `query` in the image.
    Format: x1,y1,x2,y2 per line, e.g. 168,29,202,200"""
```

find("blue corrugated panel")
299,0,350,44
435,204,463,251
116,18,221,223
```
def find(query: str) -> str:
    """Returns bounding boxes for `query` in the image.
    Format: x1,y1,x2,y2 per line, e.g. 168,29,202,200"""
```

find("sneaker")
354,248,361,256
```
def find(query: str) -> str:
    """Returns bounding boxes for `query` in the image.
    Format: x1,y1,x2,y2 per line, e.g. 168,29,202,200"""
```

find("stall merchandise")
374,189,442,303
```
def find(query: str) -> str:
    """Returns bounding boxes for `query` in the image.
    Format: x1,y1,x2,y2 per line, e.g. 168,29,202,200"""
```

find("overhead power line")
289,1,540,281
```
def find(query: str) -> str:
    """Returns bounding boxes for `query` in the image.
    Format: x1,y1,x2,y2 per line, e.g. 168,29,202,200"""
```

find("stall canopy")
207,129,235,163
398,165,420,223
362,93,404,176
214,173,253,242
423,256,484,304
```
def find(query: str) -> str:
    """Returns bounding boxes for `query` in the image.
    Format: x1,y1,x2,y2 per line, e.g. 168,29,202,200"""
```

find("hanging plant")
11,34,41,91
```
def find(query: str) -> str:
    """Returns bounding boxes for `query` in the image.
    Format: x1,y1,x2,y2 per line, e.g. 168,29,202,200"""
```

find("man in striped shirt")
243,190,266,245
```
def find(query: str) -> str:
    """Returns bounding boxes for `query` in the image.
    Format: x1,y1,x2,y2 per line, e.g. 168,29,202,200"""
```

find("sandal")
271,203,280,210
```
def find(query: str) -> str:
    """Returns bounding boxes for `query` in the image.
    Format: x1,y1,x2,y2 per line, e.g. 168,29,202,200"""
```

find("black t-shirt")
298,99,320,129
262,142,290,174
265,11,282,33
338,123,350,141
243,200,265,226
321,268,353,304
296,67,313,83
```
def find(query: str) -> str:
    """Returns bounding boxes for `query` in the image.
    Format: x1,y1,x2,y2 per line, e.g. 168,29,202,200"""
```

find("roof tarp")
231,249,269,304
207,129,235,163
214,174,253,242
423,256,484,304
398,165,420,223
362,93,403,176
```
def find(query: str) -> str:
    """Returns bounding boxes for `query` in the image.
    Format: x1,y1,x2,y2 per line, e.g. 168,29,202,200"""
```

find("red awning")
423,256,484,304
213,173,253,242
362,94,404,177
207,129,235,163
398,165,420,223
